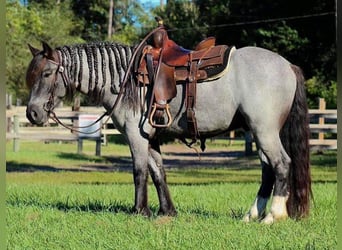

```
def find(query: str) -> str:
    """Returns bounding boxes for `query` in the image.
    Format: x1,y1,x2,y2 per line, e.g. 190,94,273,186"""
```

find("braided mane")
56,42,139,109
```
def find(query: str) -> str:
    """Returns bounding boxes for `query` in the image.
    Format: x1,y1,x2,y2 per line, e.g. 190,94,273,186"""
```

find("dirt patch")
6,142,259,173
74,143,260,172
160,143,259,169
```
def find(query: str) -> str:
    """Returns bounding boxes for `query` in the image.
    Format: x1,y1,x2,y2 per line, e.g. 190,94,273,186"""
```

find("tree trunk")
108,0,114,39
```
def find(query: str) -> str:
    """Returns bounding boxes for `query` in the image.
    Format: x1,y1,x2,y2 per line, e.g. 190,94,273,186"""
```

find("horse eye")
43,70,52,78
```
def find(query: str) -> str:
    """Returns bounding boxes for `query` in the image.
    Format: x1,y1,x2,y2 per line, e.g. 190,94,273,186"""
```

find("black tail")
281,65,311,219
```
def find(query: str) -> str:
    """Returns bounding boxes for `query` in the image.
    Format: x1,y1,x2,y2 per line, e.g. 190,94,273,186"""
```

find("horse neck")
57,43,134,105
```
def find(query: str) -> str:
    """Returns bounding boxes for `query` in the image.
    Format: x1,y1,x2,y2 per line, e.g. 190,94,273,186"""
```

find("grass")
6,183,336,249
6,140,337,249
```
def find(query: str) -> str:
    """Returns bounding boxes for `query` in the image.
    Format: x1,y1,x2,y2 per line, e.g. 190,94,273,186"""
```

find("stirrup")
149,103,173,128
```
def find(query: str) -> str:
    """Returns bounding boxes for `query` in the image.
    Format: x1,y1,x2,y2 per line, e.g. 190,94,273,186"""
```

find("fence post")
6,93,12,109
7,117,12,134
229,131,235,145
13,115,20,152
77,139,83,154
318,98,326,141
95,139,101,156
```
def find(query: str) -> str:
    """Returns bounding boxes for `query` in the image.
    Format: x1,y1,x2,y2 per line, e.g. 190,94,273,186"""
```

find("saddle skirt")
137,43,235,87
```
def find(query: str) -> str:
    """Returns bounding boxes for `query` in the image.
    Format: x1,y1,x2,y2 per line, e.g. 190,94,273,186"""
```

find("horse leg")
126,129,152,217
243,150,275,222
243,127,291,224
148,138,177,216
262,145,291,224
255,133,291,224
132,158,151,217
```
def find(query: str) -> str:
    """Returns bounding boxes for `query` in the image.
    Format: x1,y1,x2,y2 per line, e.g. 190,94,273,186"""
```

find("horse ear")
28,44,40,56
41,41,54,59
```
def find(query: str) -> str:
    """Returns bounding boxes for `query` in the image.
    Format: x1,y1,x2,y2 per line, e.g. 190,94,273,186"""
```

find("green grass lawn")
6,140,337,249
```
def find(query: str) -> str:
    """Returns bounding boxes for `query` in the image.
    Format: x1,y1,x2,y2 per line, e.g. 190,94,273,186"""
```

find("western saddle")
136,19,233,145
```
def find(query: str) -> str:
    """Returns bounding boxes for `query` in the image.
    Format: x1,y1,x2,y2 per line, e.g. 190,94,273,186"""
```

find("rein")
45,25,164,134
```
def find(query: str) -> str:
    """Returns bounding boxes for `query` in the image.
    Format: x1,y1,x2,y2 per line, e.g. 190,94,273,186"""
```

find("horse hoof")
242,213,252,223
261,212,288,224
242,214,257,223
261,213,274,224
242,211,261,223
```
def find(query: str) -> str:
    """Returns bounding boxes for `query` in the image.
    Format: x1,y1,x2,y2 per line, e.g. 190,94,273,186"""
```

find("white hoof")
261,211,288,224
243,196,268,222
261,213,275,224
242,212,257,223
261,196,289,224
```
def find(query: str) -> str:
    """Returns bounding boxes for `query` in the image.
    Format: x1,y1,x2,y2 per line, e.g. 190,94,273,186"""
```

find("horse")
25,39,311,224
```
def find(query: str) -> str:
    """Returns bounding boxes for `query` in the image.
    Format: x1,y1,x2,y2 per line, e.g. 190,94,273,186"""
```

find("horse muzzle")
26,103,48,125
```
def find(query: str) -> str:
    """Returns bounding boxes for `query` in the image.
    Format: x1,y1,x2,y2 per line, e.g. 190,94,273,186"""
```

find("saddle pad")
173,46,236,83
201,46,236,81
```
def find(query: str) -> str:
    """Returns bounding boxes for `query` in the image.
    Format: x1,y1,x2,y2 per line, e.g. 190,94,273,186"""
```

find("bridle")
43,54,113,134
43,57,70,113
43,25,164,134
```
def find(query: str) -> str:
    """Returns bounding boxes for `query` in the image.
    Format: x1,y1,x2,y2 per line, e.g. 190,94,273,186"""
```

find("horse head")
26,42,68,125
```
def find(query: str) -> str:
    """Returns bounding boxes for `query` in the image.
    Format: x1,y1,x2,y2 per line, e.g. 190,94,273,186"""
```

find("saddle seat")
162,37,216,67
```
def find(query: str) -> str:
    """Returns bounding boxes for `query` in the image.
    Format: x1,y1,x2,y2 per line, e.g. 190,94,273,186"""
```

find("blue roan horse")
26,39,311,224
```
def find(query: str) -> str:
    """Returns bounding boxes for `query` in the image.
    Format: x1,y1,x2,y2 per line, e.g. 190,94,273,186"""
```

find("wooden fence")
6,98,336,155
308,98,337,150
6,106,119,156
242,98,337,154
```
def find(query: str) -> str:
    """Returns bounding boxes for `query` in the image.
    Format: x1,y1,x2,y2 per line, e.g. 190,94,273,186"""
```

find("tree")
7,0,335,108
155,0,336,108
71,0,152,44
153,0,203,48
71,0,109,41
6,0,153,105
6,0,83,103
110,1,154,44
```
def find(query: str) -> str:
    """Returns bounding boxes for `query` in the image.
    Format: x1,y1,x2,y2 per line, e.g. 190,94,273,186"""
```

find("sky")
20,0,163,9
139,0,162,10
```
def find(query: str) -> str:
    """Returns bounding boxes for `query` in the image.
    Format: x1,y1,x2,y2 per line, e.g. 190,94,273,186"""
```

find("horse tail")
281,64,312,219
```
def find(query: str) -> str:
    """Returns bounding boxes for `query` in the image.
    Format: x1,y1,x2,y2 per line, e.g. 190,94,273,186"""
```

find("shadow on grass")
8,196,244,220
164,150,250,158
7,149,337,182
164,159,260,170
54,199,135,214
6,161,61,172
6,154,133,172
7,198,135,215
310,150,337,169
6,151,258,172
56,152,102,162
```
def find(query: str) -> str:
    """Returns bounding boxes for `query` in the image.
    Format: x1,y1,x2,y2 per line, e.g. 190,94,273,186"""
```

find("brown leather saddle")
136,22,232,144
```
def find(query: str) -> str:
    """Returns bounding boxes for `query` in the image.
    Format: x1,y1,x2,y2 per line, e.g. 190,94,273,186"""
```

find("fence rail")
308,98,337,151
6,99,336,155
6,106,119,155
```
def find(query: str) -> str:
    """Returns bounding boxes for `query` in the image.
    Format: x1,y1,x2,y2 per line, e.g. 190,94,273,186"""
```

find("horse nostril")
31,110,38,119
26,105,41,124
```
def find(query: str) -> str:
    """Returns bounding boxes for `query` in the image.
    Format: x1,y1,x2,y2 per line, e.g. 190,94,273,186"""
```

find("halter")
43,53,109,134
43,57,68,113
44,25,165,134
